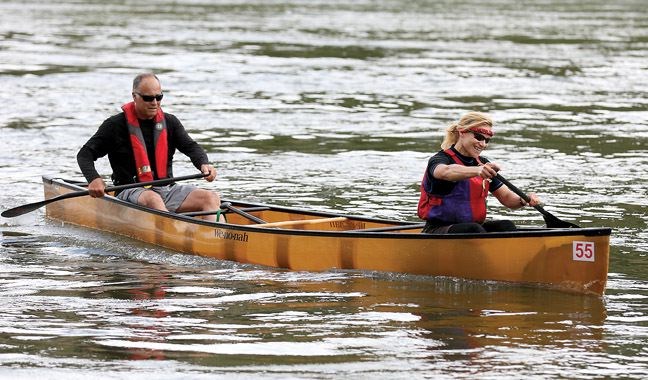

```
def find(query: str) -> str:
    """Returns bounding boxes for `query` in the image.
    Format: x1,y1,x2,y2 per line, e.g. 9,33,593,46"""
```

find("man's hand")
201,164,217,182
88,178,106,198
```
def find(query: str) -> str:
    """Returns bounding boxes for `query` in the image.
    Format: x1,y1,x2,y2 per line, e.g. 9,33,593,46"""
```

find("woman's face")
456,127,492,158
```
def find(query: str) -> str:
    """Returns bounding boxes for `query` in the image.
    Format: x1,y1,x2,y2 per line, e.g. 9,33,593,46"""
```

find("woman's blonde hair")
440,111,493,150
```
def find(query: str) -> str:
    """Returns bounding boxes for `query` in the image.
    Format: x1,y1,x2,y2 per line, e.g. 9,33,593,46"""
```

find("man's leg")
118,188,167,211
137,190,168,211
176,189,221,222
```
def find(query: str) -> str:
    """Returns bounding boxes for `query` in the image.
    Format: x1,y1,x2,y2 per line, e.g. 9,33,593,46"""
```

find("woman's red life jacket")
121,102,168,182
417,149,489,224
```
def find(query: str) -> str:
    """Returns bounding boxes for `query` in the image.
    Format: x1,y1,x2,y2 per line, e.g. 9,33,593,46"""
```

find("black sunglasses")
471,131,491,144
135,92,163,102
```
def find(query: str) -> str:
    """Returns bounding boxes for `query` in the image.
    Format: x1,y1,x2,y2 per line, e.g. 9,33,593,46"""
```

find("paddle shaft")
495,174,579,228
1,173,207,218
495,174,545,213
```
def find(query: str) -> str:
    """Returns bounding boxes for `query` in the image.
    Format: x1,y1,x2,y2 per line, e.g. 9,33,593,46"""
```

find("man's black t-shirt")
77,112,209,185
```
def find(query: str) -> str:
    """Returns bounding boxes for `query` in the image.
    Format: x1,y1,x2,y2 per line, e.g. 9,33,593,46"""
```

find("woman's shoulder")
428,150,454,168
430,149,445,157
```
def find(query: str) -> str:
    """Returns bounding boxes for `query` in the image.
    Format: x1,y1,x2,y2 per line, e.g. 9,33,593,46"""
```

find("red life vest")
417,149,489,223
121,102,168,182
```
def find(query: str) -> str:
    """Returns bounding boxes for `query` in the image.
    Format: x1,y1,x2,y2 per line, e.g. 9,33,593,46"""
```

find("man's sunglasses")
471,131,491,144
135,92,164,102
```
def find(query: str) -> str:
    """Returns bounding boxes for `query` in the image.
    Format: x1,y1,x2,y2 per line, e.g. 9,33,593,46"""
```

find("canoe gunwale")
42,175,612,240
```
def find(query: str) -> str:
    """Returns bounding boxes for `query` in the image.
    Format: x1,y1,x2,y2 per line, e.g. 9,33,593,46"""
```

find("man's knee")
182,189,220,211
197,189,220,206
138,190,166,210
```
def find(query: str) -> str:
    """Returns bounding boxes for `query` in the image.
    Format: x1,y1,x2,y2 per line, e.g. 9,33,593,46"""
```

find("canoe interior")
43,176,608,237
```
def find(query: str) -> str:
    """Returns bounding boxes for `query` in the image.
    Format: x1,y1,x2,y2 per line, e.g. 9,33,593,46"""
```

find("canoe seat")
257,216,348,229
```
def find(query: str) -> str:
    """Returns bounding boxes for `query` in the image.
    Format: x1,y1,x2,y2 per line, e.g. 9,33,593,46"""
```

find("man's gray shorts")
117,184,196,212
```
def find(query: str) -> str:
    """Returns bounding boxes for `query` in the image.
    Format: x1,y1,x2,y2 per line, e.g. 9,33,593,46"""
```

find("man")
77,73,221,221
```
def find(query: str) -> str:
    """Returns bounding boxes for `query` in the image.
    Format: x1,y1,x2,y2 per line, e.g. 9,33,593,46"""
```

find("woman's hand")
477,162,500,179
520,193,541,207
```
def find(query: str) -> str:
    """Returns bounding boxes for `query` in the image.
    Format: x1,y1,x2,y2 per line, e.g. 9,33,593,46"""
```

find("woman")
418,112,540,234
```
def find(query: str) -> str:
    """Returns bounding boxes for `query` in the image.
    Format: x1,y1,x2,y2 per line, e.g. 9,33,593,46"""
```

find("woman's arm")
492,185,541,209
433,162,500,182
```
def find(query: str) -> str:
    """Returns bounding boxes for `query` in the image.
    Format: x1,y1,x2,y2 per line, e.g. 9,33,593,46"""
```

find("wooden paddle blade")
1,191,88,218
2,202,46,218
532,204,580,228
2,173,208,218
542,212,580,228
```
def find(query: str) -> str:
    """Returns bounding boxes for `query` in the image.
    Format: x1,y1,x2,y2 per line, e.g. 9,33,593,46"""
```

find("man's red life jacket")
121,102,168,182
417,149,489,224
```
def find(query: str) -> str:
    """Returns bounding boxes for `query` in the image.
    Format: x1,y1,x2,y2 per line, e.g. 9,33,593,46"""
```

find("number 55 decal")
573,241,595,262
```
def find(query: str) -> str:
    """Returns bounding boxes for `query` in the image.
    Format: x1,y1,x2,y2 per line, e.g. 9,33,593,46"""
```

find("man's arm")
76,117,118,196
77,145,101,183
167,115,216,181
167,114,210,169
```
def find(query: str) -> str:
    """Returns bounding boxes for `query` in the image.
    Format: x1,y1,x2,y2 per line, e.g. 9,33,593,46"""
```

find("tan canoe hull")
43,176,611,296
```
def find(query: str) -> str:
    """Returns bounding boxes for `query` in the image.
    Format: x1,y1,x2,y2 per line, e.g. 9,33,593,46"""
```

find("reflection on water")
1,0,647,378
1,228,639,378
0,229,616,375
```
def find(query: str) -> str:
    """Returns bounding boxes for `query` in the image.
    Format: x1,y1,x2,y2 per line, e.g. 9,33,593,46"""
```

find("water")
1,0,647,378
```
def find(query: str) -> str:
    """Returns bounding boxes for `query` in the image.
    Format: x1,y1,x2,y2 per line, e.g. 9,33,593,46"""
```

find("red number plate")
573,241,595,262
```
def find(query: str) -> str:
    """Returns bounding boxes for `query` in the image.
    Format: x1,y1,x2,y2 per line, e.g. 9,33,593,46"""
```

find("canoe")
42,175,611,296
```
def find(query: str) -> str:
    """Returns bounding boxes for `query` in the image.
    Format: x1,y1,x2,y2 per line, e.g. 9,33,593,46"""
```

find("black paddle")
495,174,580,228
1,173,208,218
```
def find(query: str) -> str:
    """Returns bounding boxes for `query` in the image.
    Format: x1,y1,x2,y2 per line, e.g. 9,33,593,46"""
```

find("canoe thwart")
182,206,271,217
350,223,426,233
257,216,348,229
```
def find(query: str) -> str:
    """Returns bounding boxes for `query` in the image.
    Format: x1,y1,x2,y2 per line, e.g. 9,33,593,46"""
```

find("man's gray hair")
132,73,160,91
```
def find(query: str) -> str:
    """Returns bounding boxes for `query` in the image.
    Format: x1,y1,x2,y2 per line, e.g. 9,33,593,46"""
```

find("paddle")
1,173,208,218
495,174,580,228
